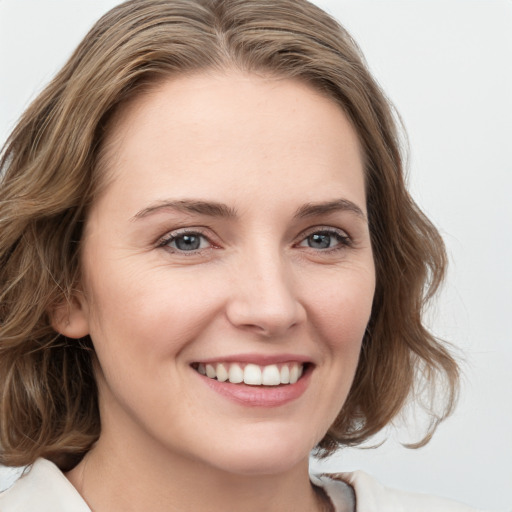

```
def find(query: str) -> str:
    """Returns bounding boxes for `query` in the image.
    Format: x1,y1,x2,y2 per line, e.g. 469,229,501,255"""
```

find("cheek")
302,274,374,441
83,265,222,361
309,266,375,351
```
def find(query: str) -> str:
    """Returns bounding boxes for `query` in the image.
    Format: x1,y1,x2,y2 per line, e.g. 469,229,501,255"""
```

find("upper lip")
192,353,313,366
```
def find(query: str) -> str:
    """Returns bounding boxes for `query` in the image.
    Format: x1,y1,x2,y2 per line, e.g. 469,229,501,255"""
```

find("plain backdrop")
0,1,511,510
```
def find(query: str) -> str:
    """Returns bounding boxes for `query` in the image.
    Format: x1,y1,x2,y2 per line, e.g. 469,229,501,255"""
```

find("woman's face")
65,71,375,475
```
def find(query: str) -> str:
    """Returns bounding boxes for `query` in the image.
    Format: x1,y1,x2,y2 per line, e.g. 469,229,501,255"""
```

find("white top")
0,458,490,511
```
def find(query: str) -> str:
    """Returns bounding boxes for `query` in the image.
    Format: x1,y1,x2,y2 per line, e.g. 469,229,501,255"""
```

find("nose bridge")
226,239,304,336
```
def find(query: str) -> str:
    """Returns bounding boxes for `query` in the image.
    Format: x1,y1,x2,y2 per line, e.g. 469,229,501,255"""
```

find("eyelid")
297,225,351,241
156,227,218,251
155,225,353,254
295,225,353,250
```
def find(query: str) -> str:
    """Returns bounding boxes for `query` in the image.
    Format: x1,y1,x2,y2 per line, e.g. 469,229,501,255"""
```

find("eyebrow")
131,198,366,222
294,199,367,222
131,199,238,221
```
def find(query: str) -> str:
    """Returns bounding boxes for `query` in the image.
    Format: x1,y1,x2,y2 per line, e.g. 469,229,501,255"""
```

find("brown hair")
0,0,458,471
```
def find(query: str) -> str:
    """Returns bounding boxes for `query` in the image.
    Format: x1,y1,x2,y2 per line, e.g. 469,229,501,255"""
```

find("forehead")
95,70,366,214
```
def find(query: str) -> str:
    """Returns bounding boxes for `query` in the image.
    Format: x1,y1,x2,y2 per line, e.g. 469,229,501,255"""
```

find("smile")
193,362,305,386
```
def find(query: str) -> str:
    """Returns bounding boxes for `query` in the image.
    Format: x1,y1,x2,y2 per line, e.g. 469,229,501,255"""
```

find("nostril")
225,300,305,337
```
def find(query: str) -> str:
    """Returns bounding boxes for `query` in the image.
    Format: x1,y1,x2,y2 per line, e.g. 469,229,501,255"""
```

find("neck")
66,432,327,512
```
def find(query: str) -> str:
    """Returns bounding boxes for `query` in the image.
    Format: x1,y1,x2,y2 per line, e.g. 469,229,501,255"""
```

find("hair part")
0,0,458,470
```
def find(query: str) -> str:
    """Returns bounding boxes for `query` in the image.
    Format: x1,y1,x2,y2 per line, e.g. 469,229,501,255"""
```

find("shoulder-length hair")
0,0,458,471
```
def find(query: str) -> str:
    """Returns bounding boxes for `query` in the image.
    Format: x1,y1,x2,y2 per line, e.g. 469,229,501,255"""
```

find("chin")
199,426,318,476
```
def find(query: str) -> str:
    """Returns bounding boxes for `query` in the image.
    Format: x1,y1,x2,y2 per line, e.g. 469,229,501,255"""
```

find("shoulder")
0,459,90,512
312,471,492,512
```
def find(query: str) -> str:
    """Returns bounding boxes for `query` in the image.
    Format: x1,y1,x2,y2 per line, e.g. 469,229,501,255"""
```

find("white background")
0,1,511,510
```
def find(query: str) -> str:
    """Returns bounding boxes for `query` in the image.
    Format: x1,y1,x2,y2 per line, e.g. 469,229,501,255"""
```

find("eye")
298,229,351,250
160,231,212,252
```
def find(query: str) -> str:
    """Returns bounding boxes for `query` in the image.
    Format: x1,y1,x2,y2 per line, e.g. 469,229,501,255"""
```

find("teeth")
216,363,228,382
262,365,281,386
280,365,290,384
289,364,299,384
228,363,244,384
244,364,262,385
196,362,305,386
206,364,216,379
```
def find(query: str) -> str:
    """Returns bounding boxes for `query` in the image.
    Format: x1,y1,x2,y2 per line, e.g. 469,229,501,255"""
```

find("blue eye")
163,232,211,252
299,230,350,250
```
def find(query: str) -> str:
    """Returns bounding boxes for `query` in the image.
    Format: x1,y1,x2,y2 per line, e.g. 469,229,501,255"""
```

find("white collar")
0,458,90,511
0,459,483,512
2,459,357,512
310,473,356,512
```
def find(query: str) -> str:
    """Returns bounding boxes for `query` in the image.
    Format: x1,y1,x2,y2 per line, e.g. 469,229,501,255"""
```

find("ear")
50,294,90,339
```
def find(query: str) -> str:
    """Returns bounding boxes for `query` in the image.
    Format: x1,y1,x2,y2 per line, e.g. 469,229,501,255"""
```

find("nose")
225,247,306,337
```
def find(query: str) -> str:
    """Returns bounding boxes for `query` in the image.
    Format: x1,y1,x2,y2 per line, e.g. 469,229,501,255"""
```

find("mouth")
191,361,308,386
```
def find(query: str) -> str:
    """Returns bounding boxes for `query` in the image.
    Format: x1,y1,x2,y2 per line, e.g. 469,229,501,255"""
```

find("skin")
56,71,375,512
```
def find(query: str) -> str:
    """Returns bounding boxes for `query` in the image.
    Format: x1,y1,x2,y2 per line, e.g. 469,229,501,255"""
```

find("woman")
0,0,484,510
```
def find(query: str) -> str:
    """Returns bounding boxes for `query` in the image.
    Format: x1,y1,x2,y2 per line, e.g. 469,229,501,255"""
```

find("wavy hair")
0,0,458,470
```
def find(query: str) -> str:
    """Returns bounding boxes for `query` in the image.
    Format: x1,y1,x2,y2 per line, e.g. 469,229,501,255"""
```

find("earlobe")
50,295,90,339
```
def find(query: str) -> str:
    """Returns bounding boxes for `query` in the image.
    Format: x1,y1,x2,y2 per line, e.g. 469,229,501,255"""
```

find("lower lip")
198,366,312,408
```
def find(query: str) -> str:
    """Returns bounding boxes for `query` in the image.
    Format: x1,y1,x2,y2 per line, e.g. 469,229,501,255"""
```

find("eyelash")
157,226,352,255
157,228,215,255
296,227,352,252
